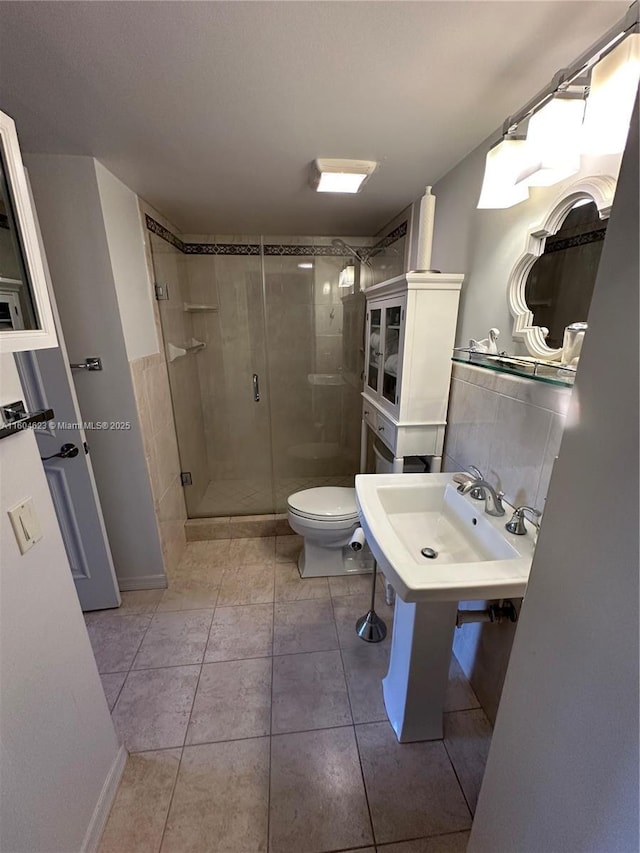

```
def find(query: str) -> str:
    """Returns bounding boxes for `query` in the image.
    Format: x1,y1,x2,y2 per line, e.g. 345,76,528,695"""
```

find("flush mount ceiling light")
517,96,585,187
312,159,377,193
477,138,530,209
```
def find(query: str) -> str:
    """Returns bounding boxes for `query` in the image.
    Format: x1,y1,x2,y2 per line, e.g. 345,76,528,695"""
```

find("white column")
382,598,458,742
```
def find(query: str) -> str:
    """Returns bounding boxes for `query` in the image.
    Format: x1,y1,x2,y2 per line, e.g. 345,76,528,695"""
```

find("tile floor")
196,475,355,516
88,535,492,853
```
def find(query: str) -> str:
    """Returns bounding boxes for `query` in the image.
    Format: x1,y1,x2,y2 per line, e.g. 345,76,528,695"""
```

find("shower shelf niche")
183,303,219,313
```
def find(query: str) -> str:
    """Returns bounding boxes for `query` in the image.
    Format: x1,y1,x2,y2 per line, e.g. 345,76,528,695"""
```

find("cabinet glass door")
367,307,382,392
382,304,401,405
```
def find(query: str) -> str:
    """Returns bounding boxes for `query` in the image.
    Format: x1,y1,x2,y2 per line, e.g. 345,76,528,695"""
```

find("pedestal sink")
355,472,535,742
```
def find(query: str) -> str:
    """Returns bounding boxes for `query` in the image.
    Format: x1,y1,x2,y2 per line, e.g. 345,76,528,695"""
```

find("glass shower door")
263,251,364,512
152,237,275,517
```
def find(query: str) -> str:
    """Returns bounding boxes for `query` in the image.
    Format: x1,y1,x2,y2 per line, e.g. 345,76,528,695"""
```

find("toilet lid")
288,487,359,521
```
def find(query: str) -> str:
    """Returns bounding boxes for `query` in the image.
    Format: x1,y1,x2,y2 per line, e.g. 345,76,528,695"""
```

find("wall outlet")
8,498,43,555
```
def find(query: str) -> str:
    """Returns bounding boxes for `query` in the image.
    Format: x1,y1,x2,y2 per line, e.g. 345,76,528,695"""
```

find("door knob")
41,443,79,461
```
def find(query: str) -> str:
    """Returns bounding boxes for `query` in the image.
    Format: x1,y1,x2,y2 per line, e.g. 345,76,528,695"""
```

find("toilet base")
298,541,374,578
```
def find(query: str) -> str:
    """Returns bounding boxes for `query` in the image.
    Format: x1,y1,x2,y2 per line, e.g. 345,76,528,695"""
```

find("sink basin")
355,472,535,603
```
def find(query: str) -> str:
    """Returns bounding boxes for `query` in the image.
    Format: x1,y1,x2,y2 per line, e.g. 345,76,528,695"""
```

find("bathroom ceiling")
0,1,628,236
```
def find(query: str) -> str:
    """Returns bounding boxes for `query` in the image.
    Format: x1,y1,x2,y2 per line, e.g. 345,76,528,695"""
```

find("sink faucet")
454,473,506,517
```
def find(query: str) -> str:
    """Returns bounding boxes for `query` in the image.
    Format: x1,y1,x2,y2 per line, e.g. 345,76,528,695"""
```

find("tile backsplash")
443,361,572,723
444,361,571,512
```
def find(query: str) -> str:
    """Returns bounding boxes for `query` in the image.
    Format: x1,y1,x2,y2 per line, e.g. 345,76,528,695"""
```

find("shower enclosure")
148,221,371,518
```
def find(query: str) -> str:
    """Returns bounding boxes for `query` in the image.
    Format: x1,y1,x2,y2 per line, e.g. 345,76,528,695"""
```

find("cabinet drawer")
376,411,397,452
362,403,377,431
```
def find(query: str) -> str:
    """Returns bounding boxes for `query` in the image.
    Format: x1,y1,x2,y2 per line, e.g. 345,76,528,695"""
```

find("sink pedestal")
382,598,458,742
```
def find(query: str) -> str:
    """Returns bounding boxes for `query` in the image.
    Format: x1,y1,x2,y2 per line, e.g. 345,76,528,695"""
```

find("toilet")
287,486,373,578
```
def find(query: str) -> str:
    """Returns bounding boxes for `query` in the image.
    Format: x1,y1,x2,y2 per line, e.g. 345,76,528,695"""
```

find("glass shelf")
452,349,576,388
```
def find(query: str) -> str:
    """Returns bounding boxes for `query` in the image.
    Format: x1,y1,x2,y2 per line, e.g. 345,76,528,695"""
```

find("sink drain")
421,546,438,559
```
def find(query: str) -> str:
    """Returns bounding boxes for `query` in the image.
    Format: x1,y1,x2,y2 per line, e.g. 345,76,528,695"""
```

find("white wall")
0,353,122,852
25,154,165,589
94,162,159,361
470,99,639,853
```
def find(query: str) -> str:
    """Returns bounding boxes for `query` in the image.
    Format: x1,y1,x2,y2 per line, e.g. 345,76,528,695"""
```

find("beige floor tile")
100,672,127,711
204,604,273,662
443,709,492,813
186,658,272,744
117,589,164,614
275,534,303,563
133,610,213,669
269,726,373,853
273,598,338,655
355,722,472,844
379,832,471,853
274,562,330,602
332,593,395,652
217,564,275,606
176,539,231,570
271,650,351,734
228,536,276,566
112,666,200,752
85,613,152,673
328,572,375,598
157,568,221,612
444,655,481,713
98,749,181,853
341,643,391,724
342,849,375,853
161,738,269,853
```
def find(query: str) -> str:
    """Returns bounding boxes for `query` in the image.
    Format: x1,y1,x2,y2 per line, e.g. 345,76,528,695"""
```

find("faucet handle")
505,505,541,536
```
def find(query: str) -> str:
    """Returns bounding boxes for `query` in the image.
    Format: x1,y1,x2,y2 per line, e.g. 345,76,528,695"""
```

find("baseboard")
81,744,127,853
117,573,168,591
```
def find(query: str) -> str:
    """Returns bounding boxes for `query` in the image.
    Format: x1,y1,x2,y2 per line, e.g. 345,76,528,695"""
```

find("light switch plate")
8,498,42,555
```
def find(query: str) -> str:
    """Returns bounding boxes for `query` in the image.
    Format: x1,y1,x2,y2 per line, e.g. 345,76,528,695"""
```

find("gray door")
16,348,121,612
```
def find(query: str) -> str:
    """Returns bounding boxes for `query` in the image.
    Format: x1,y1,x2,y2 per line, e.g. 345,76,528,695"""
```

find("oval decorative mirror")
508,175,616,360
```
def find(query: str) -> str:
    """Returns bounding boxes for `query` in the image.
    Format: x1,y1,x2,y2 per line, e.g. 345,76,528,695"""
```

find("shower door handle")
252,373,260,402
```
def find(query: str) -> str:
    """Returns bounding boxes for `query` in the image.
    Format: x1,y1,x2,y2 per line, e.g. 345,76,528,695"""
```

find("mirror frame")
507,175,616,360
0,110,57,353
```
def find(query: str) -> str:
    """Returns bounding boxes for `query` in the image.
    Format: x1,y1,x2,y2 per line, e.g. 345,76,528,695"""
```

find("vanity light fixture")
477,138,530,209
297,262,313,269
517,96,585,187
477,2,639,208
312,159,377,193
582,32,640,155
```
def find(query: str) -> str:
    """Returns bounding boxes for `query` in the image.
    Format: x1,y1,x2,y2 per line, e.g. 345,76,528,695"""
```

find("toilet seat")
287,487,359,523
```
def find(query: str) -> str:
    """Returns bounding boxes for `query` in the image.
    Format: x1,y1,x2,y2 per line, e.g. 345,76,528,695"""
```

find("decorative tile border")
145,215,186,252
373,220,407,252
545,226,606,254
145,214,408,258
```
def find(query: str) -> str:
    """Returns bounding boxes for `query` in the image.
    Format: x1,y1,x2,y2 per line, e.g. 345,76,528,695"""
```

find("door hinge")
155,282,169,300
180,471,193,486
